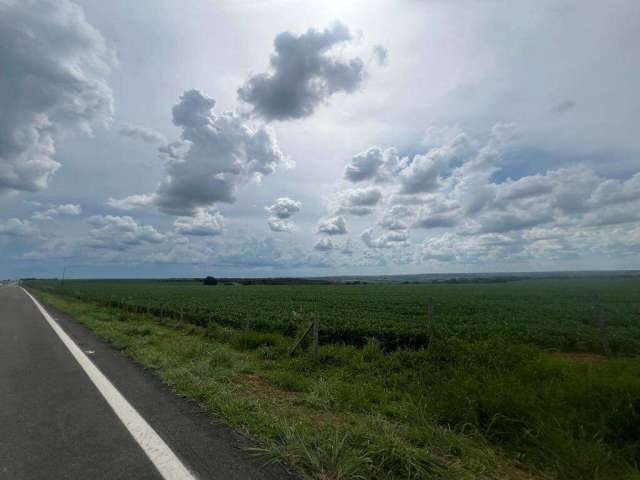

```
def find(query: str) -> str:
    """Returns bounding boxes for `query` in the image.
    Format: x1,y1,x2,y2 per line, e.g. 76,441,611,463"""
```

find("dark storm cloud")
0,0,113,194
238,21,366,121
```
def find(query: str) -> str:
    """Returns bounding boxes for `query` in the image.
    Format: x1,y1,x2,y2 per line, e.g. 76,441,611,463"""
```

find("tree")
203,276,218,285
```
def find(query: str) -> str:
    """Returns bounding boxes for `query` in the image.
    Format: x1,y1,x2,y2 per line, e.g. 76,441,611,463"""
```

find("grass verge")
33,290,640,480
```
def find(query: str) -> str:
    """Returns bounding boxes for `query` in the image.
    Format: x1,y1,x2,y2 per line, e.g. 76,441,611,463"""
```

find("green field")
27,276,640,480
30,276,640,353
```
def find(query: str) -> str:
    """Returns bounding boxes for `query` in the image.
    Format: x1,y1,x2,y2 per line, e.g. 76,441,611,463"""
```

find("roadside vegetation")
27,278,640,480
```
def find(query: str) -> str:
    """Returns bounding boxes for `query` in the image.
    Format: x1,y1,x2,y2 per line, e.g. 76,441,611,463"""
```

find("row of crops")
27,277,640,353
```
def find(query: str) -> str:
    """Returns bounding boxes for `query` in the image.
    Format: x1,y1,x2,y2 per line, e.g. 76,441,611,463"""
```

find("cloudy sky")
1,0,639,278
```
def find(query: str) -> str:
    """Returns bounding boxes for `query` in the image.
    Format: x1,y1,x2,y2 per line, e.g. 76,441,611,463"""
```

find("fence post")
427,297,434,350
244,317,249,350
312,315,319,360
593,293,612,357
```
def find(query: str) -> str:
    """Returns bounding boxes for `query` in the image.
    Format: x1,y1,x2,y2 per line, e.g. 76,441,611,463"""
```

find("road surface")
0,285,295,480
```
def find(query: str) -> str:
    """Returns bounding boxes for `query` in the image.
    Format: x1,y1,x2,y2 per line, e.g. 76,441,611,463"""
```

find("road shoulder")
30,290,298,480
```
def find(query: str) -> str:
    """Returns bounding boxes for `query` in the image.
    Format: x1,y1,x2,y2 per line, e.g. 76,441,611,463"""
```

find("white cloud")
590,173,640,206
317,215,347,235
344,147,404,183
267,218,295,233
85,215,165,250
265,197,301,232
174,209,224,236
0,218,39,237
117,123,166,144
337,187,383,216
106,194,154,211
0,0,113,194
238,21,368,121
112,89,290,216
31,203,82,221
400,134,471,194
314,237,336,251
265,197,302,219
361,228,409,249
379,205,414,231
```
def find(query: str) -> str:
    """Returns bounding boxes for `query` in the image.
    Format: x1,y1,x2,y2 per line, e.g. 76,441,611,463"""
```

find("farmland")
29,276,640,353
27,276,640,480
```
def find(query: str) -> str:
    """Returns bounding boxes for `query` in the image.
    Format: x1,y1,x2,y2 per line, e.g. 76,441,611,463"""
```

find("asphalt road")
0,286,296,480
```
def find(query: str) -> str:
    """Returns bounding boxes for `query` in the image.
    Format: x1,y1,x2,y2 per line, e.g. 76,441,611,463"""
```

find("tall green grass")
32,289,640,480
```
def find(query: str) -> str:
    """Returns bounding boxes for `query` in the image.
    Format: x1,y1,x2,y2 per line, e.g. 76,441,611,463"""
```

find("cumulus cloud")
413,213,458,229
329,121,640,266
379,205,414,231
174,209,224,236
117,123,166,144
590,173,640,206
361,228,409,249
337,187,383,216
0,0,113,194
399,134,471,194
314,237,337,251
583,206,640,227
265,197,301,232
0,218,40,237
265,197,302,219
495,174,554,201
238,21,367,121
476,210,554,234
112,89,290,216
317,215,347,235
267,217,295,233
344,147,404,183
85,215,165,250
31,203,82,221
106,194,154,211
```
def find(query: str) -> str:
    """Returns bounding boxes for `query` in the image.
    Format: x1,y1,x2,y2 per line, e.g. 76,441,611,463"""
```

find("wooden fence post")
289,320,314,356
593,293,612,357
427,297,434,350
312,315,319,360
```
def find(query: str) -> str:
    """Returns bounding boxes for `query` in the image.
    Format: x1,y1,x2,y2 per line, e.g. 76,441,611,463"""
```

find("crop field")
29,276,640,353
28,276,640,479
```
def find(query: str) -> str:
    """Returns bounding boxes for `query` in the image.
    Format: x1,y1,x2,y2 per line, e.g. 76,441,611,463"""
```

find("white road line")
21,288,197,480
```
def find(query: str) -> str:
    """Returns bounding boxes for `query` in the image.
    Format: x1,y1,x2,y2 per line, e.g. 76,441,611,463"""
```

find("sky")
1,0,640,279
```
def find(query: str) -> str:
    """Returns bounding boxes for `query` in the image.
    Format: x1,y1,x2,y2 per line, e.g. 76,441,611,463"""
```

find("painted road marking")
21,288,197,480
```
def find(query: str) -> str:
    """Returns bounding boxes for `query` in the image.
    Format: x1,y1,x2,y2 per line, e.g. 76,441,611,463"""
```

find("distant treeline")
208,277,334,285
